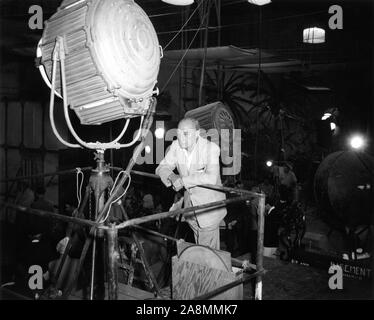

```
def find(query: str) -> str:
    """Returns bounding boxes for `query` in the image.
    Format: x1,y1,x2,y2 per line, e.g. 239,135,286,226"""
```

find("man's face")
177,120,198,150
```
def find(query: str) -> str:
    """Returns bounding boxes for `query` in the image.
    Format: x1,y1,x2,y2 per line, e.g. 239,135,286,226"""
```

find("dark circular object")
314,151,374,230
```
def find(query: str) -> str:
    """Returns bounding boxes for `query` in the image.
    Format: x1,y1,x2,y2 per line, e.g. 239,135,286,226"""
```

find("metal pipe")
192,270,265,300
114,194,252,230
231,257,257,271
110,170,259,197
48,188,90,289
89,192,100,300
107,224,119,300
110,167,160,180
255,193,266,300
1,202,98,228
197,184,260,196
0,167,92,183
0,287,33,300
129,225,179,243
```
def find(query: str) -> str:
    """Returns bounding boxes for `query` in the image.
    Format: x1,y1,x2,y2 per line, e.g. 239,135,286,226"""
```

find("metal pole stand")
87,150,113,300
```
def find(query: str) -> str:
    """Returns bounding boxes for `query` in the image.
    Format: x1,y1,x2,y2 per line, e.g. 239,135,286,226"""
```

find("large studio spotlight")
349,134,366,150
37,0,162,150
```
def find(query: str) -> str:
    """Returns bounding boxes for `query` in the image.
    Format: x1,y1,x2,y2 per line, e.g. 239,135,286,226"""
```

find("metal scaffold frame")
1,168,266,300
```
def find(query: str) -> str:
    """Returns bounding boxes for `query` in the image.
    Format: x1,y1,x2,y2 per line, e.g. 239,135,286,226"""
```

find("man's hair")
178,117,200,130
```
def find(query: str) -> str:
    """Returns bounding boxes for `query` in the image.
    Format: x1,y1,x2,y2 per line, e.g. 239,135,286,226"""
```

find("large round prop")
185,101,235,132
185,102,236,160
38,0,161,125
314,151,374,230
178,245,230,272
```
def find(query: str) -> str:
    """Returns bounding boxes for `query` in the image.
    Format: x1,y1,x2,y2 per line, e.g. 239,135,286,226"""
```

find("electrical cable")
163,0,204,50
76,168,84,209
160,7,210,93
100,172,132,223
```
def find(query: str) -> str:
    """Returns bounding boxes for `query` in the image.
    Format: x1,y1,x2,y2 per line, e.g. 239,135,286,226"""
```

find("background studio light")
349,135,366,150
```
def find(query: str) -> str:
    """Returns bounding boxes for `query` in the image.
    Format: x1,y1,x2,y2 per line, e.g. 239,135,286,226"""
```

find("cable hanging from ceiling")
160,5,210,93
163,0,204,50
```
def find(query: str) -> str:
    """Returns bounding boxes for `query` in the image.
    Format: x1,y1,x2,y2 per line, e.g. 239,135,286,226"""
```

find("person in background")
272,162,297,201
15,186,61,288
259,176,275,205
276,162,297,201
142,193,154,211
224,182,251,256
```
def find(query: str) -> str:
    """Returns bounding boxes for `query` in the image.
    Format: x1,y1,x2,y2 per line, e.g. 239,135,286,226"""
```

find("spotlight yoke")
37,0,161,150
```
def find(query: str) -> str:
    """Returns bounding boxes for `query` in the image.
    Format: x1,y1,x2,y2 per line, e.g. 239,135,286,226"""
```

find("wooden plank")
172,256,243,300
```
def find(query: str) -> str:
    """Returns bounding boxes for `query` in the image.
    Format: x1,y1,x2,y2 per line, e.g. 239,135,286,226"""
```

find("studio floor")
241,255,373,300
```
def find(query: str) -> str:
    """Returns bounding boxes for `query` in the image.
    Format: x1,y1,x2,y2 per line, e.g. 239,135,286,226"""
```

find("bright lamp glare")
330,122,336,131
321,113,332,120
303,27,325,44
145,145,151,153
155,127,165,139
247,0,272,5
350,135,365,150
162,0,194,5
266,160,273,167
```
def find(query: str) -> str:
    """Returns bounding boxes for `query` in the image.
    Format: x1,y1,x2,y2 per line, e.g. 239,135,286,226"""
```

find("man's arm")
182,142,220,188
155,142,177,187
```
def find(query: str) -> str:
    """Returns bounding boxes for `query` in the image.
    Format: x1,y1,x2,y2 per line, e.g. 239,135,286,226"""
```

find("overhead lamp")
145,145,152,154
247,0,272,5
303,27,325,44
162,0,194,5
266,160,273,167
321,113,332,121
155,127,165,139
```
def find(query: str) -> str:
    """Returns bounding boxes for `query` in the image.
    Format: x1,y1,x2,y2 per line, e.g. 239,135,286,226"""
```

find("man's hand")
168,173,184,192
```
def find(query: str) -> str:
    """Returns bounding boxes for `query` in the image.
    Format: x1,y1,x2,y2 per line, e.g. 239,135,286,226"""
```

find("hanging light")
321,113,332,120
145,145,152,154
247,0,272,5
303,27,325,44
155,127,165,139
162,0,194,5
266,160,273,167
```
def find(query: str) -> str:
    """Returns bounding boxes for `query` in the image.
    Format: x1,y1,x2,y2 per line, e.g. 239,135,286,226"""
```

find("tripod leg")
62,187,94,299
117,203,161,295
44,186,91,298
